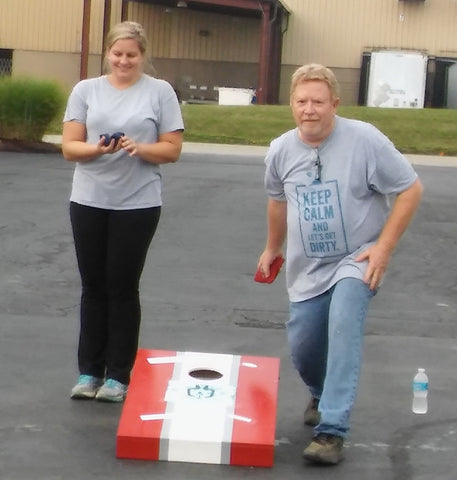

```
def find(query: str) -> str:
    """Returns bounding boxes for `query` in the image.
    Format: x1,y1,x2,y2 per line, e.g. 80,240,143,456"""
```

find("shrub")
0,76,66,142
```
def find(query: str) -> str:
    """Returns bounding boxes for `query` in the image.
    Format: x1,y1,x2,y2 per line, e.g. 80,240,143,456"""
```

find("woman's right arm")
62,120,119,162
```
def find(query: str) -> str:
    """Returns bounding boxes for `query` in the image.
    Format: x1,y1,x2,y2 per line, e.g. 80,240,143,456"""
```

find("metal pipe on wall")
257,2,271,105
101,0,112,73
80,0,91,80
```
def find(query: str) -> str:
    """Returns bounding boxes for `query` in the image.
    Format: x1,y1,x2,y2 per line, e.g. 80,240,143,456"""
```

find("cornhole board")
116,349,280,467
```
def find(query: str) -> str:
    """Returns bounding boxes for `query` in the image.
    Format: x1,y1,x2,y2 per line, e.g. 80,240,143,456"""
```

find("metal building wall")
0,0,122,54
281,0,457,67
126,2,261,101
0,0,259,61
1,0,124,89
1,0,74,51
2,0,456,103
1,0,260,93
4,0,455,65
276,0,457,104
128,3,260,62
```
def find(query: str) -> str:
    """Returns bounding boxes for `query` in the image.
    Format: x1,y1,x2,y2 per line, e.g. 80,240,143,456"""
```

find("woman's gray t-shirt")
264,116,418,302
63,74,184,209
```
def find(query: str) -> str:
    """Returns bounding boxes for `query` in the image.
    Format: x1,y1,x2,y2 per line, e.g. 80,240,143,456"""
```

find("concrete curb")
42,135,457,167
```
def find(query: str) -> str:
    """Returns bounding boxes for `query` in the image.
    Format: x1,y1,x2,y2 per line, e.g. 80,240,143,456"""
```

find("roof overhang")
131,0,290,19
121,0,291,103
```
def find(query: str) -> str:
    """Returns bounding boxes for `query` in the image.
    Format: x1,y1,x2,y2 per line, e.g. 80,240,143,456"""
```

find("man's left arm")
356,178,424,290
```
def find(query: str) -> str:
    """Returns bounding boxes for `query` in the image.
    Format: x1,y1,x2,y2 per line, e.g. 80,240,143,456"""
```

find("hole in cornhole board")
188,368,223,380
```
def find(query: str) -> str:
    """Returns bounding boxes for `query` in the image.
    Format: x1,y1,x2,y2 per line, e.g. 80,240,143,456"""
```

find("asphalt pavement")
0,145,456,480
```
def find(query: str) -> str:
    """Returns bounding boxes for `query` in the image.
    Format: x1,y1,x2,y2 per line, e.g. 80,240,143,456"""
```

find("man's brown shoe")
303,433,344,465
304,397,320,427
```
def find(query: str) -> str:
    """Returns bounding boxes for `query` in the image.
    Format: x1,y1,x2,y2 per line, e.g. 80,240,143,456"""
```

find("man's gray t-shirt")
264,116,418,302
63,74,184,209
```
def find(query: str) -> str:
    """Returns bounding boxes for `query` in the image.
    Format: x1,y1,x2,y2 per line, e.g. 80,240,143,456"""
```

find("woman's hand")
98,134,124,155
119,135,138,157
120,130,183,164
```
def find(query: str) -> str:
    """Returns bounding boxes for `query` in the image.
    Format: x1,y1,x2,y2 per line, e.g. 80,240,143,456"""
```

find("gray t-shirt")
264,116,418,302
63,74,184,209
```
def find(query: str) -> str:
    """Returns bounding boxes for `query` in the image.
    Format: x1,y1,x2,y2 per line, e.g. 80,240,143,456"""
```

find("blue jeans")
286,277,375,438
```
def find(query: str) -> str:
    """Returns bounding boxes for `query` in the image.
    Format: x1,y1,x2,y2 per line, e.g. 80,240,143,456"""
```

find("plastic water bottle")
412,368,428,414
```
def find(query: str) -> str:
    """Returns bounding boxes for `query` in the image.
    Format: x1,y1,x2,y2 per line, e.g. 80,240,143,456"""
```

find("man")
257,64,423,465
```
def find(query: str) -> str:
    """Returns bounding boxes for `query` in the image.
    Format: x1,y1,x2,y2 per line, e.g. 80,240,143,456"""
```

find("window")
0,49,13,76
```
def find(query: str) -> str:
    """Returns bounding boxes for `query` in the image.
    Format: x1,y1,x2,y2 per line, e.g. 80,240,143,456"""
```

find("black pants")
70,202,161,384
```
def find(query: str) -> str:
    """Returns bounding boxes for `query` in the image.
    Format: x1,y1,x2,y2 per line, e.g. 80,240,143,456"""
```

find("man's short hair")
290,64,340,100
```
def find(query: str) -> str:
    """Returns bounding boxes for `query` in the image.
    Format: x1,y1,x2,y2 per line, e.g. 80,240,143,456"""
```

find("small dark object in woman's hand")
99,132,125,147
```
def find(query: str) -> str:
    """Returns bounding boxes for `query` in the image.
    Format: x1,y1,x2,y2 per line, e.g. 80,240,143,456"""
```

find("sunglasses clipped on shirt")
314,149,322,183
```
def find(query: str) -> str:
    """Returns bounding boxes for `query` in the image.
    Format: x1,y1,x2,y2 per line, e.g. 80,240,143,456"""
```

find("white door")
446,63,457,109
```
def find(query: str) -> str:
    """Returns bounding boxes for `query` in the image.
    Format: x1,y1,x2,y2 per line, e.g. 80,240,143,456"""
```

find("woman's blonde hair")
103,21,156,75
106,21,147,54
290,63,340,100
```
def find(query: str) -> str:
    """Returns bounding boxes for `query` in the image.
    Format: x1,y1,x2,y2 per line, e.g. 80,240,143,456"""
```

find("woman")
62,21,184,402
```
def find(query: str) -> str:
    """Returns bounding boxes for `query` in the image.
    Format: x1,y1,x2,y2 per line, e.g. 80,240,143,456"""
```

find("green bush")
0,76,66,142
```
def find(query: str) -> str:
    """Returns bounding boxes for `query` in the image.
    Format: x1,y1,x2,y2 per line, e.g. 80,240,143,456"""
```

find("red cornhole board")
116,349,280,467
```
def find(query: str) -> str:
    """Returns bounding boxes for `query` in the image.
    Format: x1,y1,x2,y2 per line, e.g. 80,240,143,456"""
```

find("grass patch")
48,103,457,156
340,106,457,155
180,104,457,156
181,104,294,146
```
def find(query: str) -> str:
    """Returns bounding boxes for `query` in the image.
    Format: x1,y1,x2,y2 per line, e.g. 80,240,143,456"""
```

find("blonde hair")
290,63,340,100
103,21,156,75
106,21,147,53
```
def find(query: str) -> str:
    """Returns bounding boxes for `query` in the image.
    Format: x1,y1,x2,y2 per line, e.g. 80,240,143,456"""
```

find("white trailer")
367,51,428,108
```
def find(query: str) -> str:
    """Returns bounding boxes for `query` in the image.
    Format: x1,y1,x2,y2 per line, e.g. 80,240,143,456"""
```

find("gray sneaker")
303,433,344,465
304,397,320,426
95,379,128,403
70,375,104,400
